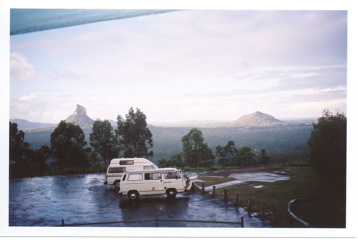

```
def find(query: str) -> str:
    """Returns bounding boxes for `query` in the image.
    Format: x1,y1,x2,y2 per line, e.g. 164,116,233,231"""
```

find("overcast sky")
9,10,347,124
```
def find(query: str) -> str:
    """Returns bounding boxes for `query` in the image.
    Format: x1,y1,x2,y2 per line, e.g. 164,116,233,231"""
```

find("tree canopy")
181,128,214,167
9,122,28,164
50,120,90,170
90,119,120,170
115,107,153,158
307,110,346,191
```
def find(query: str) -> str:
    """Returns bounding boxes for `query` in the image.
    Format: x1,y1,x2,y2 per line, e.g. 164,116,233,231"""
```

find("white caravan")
104,158,158,188
118,168,192,200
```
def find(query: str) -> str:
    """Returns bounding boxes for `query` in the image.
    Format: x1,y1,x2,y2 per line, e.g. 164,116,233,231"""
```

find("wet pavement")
9,173,271,227
200,172,290,192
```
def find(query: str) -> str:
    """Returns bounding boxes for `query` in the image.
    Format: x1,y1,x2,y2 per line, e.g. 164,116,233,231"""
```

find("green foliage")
50,121,90,170
9,122,27,162
116,107,153,158
181,128,214,167
236,146,256,166
90,119,120,170
9,122,52,178
259,149,270,165
307,109,346,198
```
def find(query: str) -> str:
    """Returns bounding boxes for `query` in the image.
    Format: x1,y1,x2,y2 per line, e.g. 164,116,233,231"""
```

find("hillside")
11,106,314,163
10,118,55,130
229,111,283,127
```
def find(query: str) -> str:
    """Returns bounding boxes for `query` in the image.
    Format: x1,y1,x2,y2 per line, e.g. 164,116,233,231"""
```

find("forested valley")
18,121,313,168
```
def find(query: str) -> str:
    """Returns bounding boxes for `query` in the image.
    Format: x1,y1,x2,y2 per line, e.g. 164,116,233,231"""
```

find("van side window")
165,172,180,179
109,167,125,173
144,172,161,180
127,173,143,181
120,160,134,165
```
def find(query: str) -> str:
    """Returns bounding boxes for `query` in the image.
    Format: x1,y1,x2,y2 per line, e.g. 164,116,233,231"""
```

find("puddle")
202,172,290,192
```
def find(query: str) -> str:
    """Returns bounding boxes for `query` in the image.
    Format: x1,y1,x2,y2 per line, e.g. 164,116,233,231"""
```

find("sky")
9,9,348,124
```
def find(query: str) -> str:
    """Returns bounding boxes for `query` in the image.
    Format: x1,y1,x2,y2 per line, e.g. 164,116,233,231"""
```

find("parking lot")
9,173,271,227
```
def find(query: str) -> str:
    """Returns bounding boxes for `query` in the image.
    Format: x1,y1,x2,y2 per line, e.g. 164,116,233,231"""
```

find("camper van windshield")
120,160,134,165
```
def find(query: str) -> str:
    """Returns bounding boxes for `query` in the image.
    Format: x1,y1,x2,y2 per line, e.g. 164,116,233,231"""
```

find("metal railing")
57,217,245,228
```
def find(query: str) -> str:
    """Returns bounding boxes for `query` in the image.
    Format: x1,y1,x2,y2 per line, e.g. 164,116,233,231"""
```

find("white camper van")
104,158,158,188
118,168,192,200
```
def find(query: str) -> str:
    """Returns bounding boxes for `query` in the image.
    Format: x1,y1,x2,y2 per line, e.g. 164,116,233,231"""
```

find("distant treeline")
149,124,313,163
22,122,313,167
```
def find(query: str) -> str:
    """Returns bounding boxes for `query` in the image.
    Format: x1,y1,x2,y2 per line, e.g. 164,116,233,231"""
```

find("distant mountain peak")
72,104,87,116
229,111,283,127
65,104,94,128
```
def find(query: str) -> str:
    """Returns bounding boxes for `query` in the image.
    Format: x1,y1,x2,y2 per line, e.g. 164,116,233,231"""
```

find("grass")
197,167,345,228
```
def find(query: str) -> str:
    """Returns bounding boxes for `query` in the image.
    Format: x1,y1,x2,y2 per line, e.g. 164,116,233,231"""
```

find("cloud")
19,93,37,102
10,52,37,81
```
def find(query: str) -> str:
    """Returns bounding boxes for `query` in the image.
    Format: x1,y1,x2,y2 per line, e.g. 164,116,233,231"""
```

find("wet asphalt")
9,173,271,227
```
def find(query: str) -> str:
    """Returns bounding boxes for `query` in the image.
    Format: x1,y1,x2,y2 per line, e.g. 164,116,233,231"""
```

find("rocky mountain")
229,111,283,127
64,104,94,128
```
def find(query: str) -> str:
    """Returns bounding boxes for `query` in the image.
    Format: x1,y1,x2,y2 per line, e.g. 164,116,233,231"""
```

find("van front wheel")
128,191,139,201
166,189,177,199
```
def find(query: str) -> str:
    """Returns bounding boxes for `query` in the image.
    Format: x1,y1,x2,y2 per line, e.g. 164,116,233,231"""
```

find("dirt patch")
199,167,290,178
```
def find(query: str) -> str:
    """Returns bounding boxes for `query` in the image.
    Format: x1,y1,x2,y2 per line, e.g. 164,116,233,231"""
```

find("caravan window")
165,171,181,179
143,164,158,170
120,160,134,165
127,173,143,181
144,172,161,180
109,167,125,173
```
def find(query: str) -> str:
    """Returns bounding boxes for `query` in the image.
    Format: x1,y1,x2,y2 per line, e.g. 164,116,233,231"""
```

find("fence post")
61,219,65,226
241,216,244,228
212,186,216,196
272,212,278,227
235,194,239,211
248,199,252,216
201,182,205,194
223,189,228,201
155,214,159,227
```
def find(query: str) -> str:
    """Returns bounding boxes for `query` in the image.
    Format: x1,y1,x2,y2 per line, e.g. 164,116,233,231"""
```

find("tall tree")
259,149,270,165
181,128,214,167
237,146,256,166
9,122,27,164
50,121,90,170
9,122,30,178
90,120,120,170
216,140,238,166
307,109,346,196
115,107,153,158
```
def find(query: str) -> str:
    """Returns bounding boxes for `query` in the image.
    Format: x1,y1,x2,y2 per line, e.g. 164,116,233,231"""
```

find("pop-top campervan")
104,158,158,188
118,168,192,200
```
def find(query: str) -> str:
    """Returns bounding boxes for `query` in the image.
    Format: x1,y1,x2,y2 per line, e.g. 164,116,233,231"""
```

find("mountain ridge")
11,105,311,131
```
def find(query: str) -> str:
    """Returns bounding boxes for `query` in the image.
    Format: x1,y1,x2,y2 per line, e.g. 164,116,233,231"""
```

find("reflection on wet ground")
9,173,271,227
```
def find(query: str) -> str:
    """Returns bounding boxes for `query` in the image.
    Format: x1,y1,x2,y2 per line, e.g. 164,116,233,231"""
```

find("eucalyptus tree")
90,119,120,171
307,109,346,196
50,121,90,170
115,107,153,158
181,128,214,168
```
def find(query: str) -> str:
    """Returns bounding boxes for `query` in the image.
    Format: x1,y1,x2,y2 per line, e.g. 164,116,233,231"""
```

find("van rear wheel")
114,180,121,189
166,189,177,199
128,191,139,201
